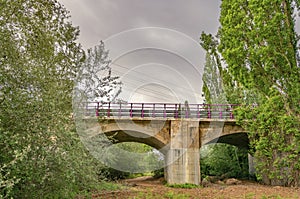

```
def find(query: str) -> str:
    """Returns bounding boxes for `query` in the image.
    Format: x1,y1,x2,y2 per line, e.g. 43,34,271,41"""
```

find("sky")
59,0,222,103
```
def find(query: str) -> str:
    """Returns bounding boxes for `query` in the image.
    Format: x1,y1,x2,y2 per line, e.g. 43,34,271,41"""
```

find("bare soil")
91,176,300,199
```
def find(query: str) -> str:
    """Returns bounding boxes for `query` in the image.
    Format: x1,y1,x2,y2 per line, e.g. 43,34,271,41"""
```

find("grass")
135,191,158,199
129,191,190,199
261,195,283,199
77,181,122,198
245,193,286,199
127,172,153,179
94,181,121,191
166,183,202,189
244,192,255,199
164,191,190,199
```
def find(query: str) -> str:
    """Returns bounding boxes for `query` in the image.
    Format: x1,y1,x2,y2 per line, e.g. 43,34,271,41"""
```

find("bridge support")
165,120,200,185
248,154,255,177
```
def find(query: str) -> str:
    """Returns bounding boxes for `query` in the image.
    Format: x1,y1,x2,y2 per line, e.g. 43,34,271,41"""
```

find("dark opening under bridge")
84,102,249,185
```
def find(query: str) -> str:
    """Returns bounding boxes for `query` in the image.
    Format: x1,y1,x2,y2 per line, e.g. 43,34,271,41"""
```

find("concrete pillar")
165,120,200,185
248,153,255,177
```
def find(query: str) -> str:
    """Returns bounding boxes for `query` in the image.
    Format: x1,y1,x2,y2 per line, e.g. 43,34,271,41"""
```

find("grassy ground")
78,176,300,199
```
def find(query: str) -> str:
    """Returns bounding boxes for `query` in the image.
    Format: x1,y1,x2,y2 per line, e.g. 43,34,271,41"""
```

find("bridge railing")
83,102,239,119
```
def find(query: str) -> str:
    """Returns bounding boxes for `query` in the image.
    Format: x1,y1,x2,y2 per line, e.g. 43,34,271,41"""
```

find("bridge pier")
248,154,255,177
165,120,201,185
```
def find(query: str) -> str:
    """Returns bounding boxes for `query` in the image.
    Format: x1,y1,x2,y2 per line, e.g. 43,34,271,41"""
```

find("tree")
99,142,164,178
75,41,122,104
215,0,300,186
200,144,249,179
200,33,224,103
0,0,104,197
200,32,245,105
202,53,226,104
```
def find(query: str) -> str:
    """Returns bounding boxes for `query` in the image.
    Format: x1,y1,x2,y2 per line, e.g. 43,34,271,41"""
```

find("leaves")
0,0,106,198
200,144,249,179
202,0,300,186
75,41,122,103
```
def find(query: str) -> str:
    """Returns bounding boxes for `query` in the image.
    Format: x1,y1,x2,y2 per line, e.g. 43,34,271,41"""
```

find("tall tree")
0,0,102,197
201,53,223,104
200,33,248,105
75,41,122,104
216,0,300,186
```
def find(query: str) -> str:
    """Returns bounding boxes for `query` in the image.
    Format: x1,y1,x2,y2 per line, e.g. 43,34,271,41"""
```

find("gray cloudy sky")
60,0,222,103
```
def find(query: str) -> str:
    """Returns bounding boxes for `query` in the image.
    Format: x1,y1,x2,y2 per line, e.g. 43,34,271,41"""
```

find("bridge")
82,102,248,185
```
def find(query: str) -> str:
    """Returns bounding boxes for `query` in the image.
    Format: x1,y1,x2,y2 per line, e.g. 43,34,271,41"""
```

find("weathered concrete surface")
94,118,247,185
165,120,200,185
99,118,246,148
99,118,170,153
200,119,248,148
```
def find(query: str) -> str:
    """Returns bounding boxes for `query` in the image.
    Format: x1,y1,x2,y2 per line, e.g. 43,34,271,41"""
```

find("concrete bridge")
84,102,248,185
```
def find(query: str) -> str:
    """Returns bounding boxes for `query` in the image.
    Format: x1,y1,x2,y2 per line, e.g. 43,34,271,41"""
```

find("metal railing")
83,102,239,119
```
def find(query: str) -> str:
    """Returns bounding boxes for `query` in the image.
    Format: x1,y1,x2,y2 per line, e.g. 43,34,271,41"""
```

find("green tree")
0,0,106,197
202,53,227,104
103,143,164,176
215,0,300,186
200,32,251,105
200,144,249,179
75,41,122,103
200,33,225,104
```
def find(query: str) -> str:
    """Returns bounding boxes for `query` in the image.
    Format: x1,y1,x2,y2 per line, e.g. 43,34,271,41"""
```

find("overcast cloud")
60,0,221,48
60,0,222,103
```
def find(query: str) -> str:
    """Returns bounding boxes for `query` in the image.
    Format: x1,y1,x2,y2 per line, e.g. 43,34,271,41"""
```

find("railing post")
175,104,178,118
164,104,166,118
85,103,88,116
219,106,223,119
230,105,234,119
197,104,200,118
96,102,99,117
141,103,144,118
152,103,155,118
119,103,121,118
108,102,111,117
130,103,133,118
208,104,211,119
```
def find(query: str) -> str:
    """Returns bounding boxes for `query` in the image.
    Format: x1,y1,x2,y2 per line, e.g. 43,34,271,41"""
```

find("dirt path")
92,176,300,199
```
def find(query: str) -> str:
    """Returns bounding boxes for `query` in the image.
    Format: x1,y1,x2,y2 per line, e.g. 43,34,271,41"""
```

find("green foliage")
235,94,300,186
215,0,300,186
99,166,130,181
164,191,191,199
200,144,249,179
200,0,300,186
75,40,122,103
200,33,227,104
0,124,24,198
86,141,164,180
0,0,115,198
166,183,201,189
132,190,190,199
261,195,283,199
153,168,164,178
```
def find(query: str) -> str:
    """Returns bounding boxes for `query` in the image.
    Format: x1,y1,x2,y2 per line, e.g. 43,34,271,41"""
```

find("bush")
200,144,249,179
98,167,130,181
153,168,164,178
